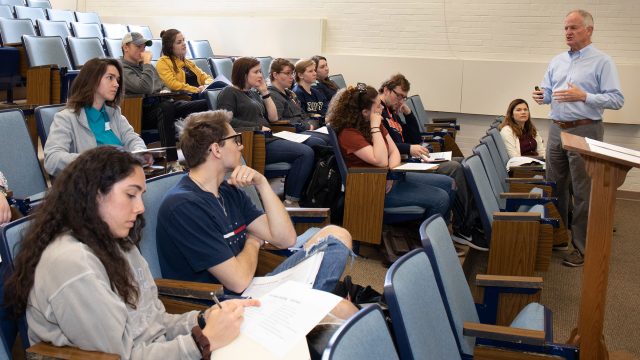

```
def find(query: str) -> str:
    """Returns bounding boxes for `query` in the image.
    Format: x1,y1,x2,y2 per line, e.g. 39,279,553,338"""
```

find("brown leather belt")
552,119,599,129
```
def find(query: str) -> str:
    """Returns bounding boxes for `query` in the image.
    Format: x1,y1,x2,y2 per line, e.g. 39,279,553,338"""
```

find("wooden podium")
561,132,640,360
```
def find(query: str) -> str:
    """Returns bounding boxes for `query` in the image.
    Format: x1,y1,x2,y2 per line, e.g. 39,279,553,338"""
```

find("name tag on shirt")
105,122,111,131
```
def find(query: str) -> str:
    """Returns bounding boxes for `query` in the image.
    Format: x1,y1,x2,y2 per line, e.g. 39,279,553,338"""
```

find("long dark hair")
66,58,123,113
4,147,145,316
499,98,537,138
311,55,338,91
327,84,379,143
160,28,182,73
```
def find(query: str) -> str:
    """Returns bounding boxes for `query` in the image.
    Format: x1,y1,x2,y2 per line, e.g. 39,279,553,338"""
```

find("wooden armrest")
271,120,291,125
286,207,330,218
500,192,542,199
347,167,388,174
476,274,543,289
27,342,120,360
155,278,224,300
492,212,541,221
463,322,545,346
506,178,547,183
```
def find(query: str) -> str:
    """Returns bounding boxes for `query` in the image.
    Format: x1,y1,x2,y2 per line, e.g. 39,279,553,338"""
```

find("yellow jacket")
155,55,213,93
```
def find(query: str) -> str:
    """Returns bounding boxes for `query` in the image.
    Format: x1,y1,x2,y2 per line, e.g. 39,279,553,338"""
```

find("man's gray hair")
567,9,594,28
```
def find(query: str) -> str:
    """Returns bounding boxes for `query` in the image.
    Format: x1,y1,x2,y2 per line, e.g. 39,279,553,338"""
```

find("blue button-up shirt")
540,44,624,121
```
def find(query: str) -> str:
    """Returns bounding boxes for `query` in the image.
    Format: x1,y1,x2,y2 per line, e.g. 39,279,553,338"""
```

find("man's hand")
553,83,587,103
409,144,429,158
532,89,544,105
399,103,412,115
0,193,10,225
141,51,152,65
203,299,261,350
227,165,267,188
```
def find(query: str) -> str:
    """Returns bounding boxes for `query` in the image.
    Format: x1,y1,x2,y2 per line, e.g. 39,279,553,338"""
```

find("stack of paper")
212,281,342,359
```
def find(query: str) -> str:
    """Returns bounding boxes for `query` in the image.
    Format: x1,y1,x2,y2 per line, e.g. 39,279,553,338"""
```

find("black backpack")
300,145,344,224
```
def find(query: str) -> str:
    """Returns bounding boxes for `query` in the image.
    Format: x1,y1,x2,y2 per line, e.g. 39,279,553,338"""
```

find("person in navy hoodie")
311,55,339,102
292,59,327,125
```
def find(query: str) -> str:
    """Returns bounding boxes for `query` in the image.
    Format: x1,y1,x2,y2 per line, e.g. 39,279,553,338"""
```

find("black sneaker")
562,250,584,267
451,232,488,251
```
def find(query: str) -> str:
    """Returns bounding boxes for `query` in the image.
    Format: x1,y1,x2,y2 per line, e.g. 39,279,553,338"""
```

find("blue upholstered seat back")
101,23,127,39
127,25,153,40
322,305,399,360
23,35,73,69
140,172,186,279
36,19,70,44
193,58,213,77
0,109,47,198
71,21,103,40
328,74,346,89
34,104,64,146
384,249,461,360
487,127,511,168
0,18,36,45
420,215,479,355
74,11,101,24
46,8,75,25
14,5,45,26
149,39,162,61
103,37,123,57
408,95,427,132
67,36,105,68
462,155,500,239
210,57,233,80
189,39,214,59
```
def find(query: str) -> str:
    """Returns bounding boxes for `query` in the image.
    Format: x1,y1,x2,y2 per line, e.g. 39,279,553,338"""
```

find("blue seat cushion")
383,206,425,215
265,162,291,171
510,302,545,331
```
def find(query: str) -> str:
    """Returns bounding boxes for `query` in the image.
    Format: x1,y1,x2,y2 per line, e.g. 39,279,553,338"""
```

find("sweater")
27,234,201,360
44,106,147,176
156,56,212,93
499,125,546,158
121,57,167,95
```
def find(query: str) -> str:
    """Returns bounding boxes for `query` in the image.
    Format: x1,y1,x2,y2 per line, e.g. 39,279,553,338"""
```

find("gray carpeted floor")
347,199,640,357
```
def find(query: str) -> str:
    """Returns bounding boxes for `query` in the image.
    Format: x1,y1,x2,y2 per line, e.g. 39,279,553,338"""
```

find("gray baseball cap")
122,32,152,47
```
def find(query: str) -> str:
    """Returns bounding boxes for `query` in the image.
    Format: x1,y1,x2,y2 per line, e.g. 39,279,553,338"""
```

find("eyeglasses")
279,71,294,77
220,133,243,146
391,88,408,101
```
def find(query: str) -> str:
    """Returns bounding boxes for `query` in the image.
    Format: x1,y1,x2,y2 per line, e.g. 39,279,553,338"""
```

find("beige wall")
66,0,640,123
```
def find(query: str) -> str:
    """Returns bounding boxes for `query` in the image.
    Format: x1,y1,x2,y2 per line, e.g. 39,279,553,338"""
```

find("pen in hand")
210,291,223,310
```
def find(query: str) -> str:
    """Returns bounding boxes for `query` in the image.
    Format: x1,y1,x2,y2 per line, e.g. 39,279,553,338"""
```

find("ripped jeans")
267,229,353,292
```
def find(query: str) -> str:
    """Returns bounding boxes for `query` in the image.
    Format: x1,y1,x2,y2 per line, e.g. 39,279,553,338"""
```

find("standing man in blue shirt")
533,9,624,267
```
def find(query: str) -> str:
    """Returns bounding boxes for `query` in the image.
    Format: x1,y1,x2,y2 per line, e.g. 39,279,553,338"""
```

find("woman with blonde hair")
292,58,327,123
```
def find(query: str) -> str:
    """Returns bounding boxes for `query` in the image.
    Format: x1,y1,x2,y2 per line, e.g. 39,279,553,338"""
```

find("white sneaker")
451,233,489,251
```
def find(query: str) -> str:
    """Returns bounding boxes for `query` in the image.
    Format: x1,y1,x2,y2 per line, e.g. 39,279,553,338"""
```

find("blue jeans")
301,131,329,147
268,232,352,292
385,172,453,220
266,139,315,200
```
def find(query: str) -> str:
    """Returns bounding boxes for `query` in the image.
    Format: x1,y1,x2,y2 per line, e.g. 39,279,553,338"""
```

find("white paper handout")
274,131,311,143
242,251,325,299
212,281,342,359
312,126,329,134
393,163,439,171
421,151,452,162
506,156,545,171
585,137,640,165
